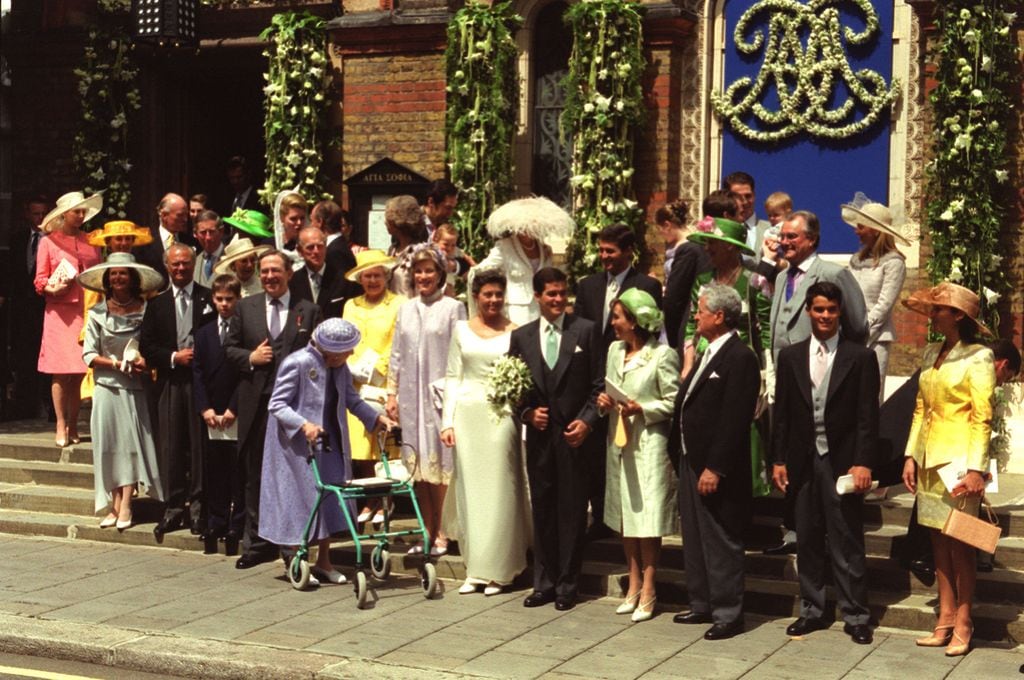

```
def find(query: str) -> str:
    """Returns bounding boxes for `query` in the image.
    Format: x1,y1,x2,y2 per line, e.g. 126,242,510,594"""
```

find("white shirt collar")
268,290,290,308
607,267,630,288
811,332,840,355
540,313,565,334
705,329,736,359
794,252,818,274
158,225,176,248
171,281,194,298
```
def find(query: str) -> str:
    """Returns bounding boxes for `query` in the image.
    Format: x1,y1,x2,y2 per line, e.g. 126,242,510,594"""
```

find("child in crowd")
753,191,794,297
764,191,793,227
432,223,476,296
193,274,243,555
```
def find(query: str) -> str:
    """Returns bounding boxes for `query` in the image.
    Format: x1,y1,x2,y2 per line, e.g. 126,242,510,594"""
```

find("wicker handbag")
941,495,1000,554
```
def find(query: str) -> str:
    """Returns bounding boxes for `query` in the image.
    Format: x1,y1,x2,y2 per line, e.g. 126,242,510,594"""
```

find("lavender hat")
313,318,361,353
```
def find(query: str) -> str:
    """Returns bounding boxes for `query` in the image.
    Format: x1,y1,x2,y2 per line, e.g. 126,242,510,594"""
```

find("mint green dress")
603,340,680,537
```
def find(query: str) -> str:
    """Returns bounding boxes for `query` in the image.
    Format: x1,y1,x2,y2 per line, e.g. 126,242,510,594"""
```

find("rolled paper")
835,474,880,495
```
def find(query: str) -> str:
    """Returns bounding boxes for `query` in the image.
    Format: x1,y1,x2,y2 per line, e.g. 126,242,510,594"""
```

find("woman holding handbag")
901,282,996,657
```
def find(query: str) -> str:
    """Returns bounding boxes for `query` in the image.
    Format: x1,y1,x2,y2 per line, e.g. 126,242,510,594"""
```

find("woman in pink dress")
34,191,103,446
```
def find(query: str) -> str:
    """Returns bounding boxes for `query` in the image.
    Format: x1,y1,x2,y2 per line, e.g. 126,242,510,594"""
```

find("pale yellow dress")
342,290,406,461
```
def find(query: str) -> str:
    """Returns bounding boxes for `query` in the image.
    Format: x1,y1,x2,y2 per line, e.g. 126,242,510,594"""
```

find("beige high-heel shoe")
915,624,953,647
616,591,640,615
945,626,973,657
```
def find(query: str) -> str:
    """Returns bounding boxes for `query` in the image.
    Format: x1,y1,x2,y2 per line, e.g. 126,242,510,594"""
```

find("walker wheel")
370,545,391,580
354,570,369,609
288,557,311,591
421,562,437,599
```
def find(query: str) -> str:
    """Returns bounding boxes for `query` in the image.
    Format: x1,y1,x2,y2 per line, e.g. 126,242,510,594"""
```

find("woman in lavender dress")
386,244,466,556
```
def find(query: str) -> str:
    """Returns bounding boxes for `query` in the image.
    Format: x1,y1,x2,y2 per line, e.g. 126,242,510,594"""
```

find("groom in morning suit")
509,267,603,610
671,284,760,640
224,250,321,569
772,281,879,645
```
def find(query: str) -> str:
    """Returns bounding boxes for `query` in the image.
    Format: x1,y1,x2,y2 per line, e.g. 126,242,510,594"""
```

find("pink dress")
34,231,101,374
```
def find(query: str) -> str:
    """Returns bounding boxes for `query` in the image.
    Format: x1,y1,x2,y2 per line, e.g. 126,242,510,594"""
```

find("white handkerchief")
709,371,721,380
574,345,583,353
202,303,214,315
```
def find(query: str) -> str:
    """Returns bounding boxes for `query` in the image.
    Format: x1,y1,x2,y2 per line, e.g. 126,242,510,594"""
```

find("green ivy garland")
73,0,140,219
711,0,900,142
561,0,646,280
925,1,1016,326
260,11,332,205
444,1,523,262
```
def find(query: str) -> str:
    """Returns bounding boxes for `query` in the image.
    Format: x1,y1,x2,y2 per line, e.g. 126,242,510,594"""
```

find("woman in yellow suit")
901,282,995,657
342,250,407,525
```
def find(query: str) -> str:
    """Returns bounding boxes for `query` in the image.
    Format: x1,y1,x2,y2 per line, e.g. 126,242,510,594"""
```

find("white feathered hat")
486,196,576,242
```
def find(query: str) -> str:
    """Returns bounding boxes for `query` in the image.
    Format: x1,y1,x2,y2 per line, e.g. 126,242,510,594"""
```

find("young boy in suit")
193,274,243,554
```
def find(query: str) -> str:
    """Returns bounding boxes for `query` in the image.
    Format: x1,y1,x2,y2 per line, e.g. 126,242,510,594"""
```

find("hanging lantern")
130,0,198,49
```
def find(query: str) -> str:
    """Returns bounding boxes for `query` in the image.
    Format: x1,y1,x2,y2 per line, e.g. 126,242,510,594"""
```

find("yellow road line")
0,663,103,680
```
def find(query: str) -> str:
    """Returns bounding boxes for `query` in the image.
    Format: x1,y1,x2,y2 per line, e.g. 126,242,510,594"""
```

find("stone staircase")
1,419,1022,641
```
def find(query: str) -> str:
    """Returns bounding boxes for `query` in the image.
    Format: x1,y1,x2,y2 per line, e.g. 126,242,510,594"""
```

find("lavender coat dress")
258,345,380,546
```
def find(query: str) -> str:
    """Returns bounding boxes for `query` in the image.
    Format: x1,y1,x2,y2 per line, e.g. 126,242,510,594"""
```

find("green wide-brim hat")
687,217,755,256
223,208,274,239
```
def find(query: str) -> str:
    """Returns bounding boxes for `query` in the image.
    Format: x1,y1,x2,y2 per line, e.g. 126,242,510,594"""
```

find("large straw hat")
77,252,164,294
87,220,154,247
213,233,272,276
345,249,395,283
486,196,576,241
687,217,755,256
902,281,992,336
42,191,104,234
840,192,913,247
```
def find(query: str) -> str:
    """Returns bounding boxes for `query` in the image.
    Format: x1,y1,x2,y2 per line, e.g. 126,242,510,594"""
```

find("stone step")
0,484,164,522
0,441,94,465
0,458,95,489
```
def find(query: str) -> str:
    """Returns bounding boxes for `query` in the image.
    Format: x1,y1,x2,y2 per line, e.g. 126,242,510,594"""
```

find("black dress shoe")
786,617,829,637
554,595,576,611
673,611,712,624
909,557,935,575
224,536,240,557
976,560,993,573
704,619,744,640
235,553,274,570
763,541,798,555
844,623,873,645
523,591,555,608
203,535,219,555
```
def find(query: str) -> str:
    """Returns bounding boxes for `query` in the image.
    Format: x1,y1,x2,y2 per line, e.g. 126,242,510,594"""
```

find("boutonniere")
309,367,319,380
296,314,303,328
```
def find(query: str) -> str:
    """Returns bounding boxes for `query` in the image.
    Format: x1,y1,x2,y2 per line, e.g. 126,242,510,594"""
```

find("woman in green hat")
596,288,680,623
683,217,772,496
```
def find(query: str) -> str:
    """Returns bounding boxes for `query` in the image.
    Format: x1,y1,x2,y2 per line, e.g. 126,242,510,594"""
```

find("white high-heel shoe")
484,583,503,596
458,580,478,595
616,592,640,615
631,597,656,622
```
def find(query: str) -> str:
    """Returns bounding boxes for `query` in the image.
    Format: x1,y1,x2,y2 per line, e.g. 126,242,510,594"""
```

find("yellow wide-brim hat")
345,249,396,283
87,220,154,247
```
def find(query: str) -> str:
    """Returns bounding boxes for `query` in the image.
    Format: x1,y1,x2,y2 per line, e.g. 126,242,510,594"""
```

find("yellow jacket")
905,341,995,471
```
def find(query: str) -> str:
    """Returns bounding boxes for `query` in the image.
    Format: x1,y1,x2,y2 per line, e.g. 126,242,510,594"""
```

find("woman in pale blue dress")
597,288,679,622
441,269,531,595
79,253,164,530
386,244,466,555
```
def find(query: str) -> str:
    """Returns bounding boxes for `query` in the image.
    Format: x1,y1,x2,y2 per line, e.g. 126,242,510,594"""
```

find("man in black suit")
140,243,214,540
509,267,603,611
671,284,760,640
573,223,662,539
222,155,261,216
289,226,356,320
772,281,878,645
8,196,50,419
224,249,321,569
192,274,244,555
134,193,195,284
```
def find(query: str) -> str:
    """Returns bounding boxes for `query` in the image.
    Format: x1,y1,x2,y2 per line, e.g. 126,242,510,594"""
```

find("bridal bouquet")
486,355,533,421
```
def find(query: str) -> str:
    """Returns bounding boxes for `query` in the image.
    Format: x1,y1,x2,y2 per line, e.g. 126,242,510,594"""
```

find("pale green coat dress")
603,339,680,538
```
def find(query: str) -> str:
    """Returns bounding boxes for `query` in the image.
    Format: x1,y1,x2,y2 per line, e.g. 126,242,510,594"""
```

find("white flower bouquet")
486,356,533,421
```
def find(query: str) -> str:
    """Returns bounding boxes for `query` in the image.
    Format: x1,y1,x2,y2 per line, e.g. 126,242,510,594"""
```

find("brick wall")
339,53,447,202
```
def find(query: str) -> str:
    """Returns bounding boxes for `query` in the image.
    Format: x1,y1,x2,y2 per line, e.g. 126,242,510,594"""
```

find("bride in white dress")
441,269,531,594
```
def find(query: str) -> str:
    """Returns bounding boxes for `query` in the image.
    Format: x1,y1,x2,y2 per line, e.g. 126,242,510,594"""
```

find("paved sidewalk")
0,534,1021,679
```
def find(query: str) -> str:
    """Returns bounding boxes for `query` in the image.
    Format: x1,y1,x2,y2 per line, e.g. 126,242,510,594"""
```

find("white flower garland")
711,0,900,142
